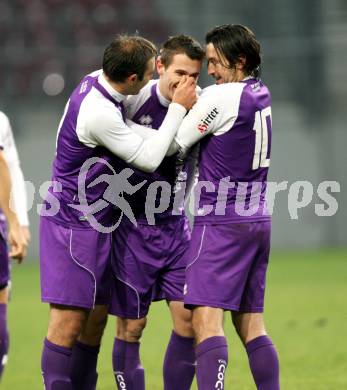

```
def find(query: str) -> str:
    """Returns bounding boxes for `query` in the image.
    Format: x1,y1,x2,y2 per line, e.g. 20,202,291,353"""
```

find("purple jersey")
46,72,125,228
176,78,272,224
123,80,187,222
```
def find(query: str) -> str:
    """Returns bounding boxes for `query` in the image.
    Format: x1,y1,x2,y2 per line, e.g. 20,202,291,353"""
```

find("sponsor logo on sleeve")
197,108,219,134
79,80,89,94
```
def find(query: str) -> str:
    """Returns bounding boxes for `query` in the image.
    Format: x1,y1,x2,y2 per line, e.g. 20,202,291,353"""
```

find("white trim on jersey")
69,229,97,308
0,111,29,226
114,274,141,319
73,75,187,173
186,225,206,269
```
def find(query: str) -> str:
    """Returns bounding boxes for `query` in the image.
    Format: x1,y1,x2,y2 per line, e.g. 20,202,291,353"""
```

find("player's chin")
215,78,223,85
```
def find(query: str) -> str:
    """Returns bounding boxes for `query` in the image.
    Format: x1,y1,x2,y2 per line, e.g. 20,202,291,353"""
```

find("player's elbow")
139,161,158,173
130,158,158,173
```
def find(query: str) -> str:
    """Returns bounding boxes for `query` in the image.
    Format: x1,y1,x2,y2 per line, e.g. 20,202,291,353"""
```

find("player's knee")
117,317,147,342
0,286,9,304
232,312,266,344
91,309,108,333
192,313,222,341
174,312,194,338
48,306,88,347
80,311,108,345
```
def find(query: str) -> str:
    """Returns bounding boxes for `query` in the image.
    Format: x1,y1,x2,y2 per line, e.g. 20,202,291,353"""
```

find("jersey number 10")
252,106,271,170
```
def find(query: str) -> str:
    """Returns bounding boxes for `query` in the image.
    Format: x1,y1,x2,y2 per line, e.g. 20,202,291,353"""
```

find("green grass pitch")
2,249,347,389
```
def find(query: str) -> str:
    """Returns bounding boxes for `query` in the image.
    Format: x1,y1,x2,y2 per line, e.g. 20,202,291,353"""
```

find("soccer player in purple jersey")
167,25,280,389
0,111,29,379
40,35,197,389
107,35,204,390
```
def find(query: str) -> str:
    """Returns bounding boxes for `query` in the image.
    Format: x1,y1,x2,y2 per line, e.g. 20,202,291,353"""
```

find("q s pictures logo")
197,107,219,133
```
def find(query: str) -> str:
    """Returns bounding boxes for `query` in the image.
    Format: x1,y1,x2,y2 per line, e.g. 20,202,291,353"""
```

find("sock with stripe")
112,338,145,390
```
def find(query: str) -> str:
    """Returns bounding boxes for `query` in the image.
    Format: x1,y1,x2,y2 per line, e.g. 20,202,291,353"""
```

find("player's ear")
156,56,165,76
127,74,138,84
236,55,246,70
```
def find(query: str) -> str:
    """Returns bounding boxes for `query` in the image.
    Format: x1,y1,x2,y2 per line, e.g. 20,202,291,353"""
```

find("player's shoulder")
124,79,158,117
201,82,246,97
128,79,157,104
87,69,103,78
199,83,246,109
0,111,10,124
0,111,10,132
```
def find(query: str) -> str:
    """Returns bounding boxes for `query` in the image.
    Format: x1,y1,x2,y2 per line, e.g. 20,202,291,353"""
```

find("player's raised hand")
172,76,198,110
8,217,27,263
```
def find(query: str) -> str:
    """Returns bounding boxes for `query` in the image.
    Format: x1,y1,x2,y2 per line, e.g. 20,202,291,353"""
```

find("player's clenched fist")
172,76,197,110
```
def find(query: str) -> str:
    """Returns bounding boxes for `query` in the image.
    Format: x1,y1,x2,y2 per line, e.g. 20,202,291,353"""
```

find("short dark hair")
206,24,261,78
160,34,205,68
103,35,157,82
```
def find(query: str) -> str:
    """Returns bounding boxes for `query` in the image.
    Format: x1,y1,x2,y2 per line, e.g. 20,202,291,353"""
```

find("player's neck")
157,79,171,102
103,74,128,95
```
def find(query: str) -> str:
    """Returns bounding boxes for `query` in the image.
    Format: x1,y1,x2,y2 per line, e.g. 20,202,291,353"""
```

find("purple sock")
41,338,73,389
70,341,100,389
112,338,145,390
0,304,9,379
246,335,280,390
195,336,228,390
163,330,195,390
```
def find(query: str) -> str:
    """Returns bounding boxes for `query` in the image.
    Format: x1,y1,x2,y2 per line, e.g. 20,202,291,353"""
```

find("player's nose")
207,62,215,76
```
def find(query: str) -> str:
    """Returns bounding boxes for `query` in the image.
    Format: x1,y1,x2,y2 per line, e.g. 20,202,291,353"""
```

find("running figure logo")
70,157,147,233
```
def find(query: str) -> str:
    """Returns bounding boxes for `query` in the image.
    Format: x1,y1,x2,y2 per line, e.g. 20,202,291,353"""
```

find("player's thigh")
116,316,147,342
110,221,163,319
184,224,257,311
40,217,112,309
238,221,271,313
155,218,190,304
79,304,109,346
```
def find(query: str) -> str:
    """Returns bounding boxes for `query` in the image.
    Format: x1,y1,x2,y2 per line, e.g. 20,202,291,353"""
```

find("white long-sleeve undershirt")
0,111,29,226
75,72,187,173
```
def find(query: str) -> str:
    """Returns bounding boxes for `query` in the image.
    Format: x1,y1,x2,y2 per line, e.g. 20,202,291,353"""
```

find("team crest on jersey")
197,107,219,133
139,114,153,127
251,82,261,92
79,80,89,94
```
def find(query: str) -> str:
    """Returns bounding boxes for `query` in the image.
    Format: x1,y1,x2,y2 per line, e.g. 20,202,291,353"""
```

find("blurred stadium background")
0,0,346,388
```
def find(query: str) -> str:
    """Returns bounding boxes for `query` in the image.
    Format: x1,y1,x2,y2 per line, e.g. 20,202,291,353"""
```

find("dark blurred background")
1,0,346,257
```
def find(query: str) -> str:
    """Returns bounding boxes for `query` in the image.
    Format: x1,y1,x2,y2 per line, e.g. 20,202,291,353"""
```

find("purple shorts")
184,221,271,312
40,217,112,309
109,217,191,319
0,224,9,289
